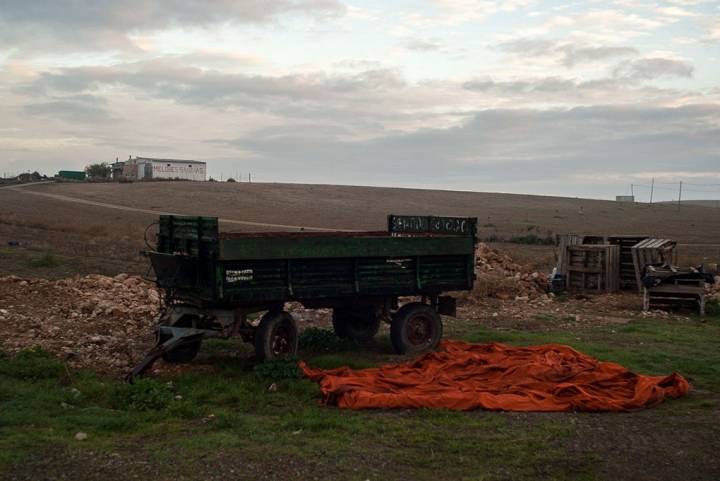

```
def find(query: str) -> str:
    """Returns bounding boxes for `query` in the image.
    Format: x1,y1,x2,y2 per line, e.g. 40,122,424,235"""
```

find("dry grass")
22,181,720,242
1,181,718,278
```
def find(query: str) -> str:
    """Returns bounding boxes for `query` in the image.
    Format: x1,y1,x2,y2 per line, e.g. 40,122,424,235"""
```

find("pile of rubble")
706,276,720,302
0,274,161,374
464,243,550,302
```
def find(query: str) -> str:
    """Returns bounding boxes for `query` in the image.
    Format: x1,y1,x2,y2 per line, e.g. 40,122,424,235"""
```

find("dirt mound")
0,274,160,374
461,243,549,302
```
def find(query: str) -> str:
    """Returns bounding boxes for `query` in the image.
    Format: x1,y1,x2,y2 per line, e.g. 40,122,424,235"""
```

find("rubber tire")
390,303,443,355
158,332,202,363
254,311,299,362
332,307,381,341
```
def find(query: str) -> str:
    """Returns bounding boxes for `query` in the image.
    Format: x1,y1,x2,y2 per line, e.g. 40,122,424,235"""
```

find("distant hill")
11,181,720,244
659,200,720,208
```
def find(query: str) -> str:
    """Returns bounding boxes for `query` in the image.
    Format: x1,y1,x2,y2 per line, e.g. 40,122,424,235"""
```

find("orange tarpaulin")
300,340,690,412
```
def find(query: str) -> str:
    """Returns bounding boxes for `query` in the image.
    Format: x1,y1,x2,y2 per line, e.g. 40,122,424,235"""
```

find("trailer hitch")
126,326,205,383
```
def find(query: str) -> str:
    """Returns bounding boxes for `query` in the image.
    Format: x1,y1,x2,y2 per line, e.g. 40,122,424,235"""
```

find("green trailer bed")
129,214,477,381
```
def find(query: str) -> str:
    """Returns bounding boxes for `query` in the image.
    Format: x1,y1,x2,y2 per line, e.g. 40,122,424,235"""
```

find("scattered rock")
459,243,550,304
75,432,88,441
0,274,161,375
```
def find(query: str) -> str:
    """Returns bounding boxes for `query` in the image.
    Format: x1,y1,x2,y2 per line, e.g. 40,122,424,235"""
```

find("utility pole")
248,172,252,183
677,181,683,210
649,177,655,204
630,183,634,199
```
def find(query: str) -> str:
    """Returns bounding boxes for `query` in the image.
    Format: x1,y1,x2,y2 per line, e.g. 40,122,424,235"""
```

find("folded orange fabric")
300,340,690,411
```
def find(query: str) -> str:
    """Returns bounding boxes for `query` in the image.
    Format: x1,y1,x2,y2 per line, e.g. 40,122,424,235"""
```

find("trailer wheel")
332,308,380,341
255,311,298,362
390,303,443,355
158,332,202,363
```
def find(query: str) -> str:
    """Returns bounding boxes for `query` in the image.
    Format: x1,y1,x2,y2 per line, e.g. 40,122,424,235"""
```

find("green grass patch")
27,251,62,268
3,314,719,479
533,313,577,324
463,315,720,391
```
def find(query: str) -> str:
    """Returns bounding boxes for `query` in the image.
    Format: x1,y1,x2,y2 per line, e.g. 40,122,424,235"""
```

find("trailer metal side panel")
218,254,472,303
149,215,476,306
218,236,473,260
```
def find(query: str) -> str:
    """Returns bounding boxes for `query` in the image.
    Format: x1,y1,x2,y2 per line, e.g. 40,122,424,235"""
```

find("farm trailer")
129,214,478,379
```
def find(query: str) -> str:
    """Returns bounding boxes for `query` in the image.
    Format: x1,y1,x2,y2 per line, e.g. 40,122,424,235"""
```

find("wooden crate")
643,278,705,315
608,235,649,290
556,235,610,275
556,234,581,276
565,245,620,292
631,238,677,292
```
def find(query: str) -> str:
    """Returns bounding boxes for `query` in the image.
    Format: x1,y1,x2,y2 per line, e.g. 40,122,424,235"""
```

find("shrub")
0,347,65,380
254,355,302,380
299,327,354,352
28,252,61,268
85,162,111,179
508,234,555,245
112,378,174,411
226,178,236,183
706,299,720,316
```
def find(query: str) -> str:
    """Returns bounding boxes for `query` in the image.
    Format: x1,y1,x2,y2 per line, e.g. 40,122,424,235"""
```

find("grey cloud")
461,76,647,103
499,39,638,67
613,58,694,80
26,61,405,100
402,38,443,52
0,0,346,52
219,104,720,188
463,77,578,94
498,39,558,57
22,95,112,123
460,73,695,105
19,60,410,131
563,46,638,67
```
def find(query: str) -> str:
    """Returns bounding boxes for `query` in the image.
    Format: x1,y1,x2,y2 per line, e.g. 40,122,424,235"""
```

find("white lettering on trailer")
226,269,254,283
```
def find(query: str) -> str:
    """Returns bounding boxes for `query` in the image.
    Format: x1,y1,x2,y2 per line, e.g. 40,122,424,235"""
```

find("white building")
133,157,207,181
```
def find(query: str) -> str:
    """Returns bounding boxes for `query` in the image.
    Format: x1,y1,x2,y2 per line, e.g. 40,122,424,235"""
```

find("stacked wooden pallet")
608,235,649,290
556,234,678,293
565,244,620,292
641,264,707,315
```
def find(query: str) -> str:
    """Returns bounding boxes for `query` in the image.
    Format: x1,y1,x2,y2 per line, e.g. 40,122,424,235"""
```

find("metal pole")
630,183,634,199
677,181,682,210
649,178,654,204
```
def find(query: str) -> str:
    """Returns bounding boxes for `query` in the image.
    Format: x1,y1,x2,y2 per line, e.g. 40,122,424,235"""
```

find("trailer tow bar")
126,326,206,383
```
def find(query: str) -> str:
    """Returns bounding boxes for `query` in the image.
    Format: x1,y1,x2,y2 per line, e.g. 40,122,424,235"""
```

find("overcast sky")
1,0,719,200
